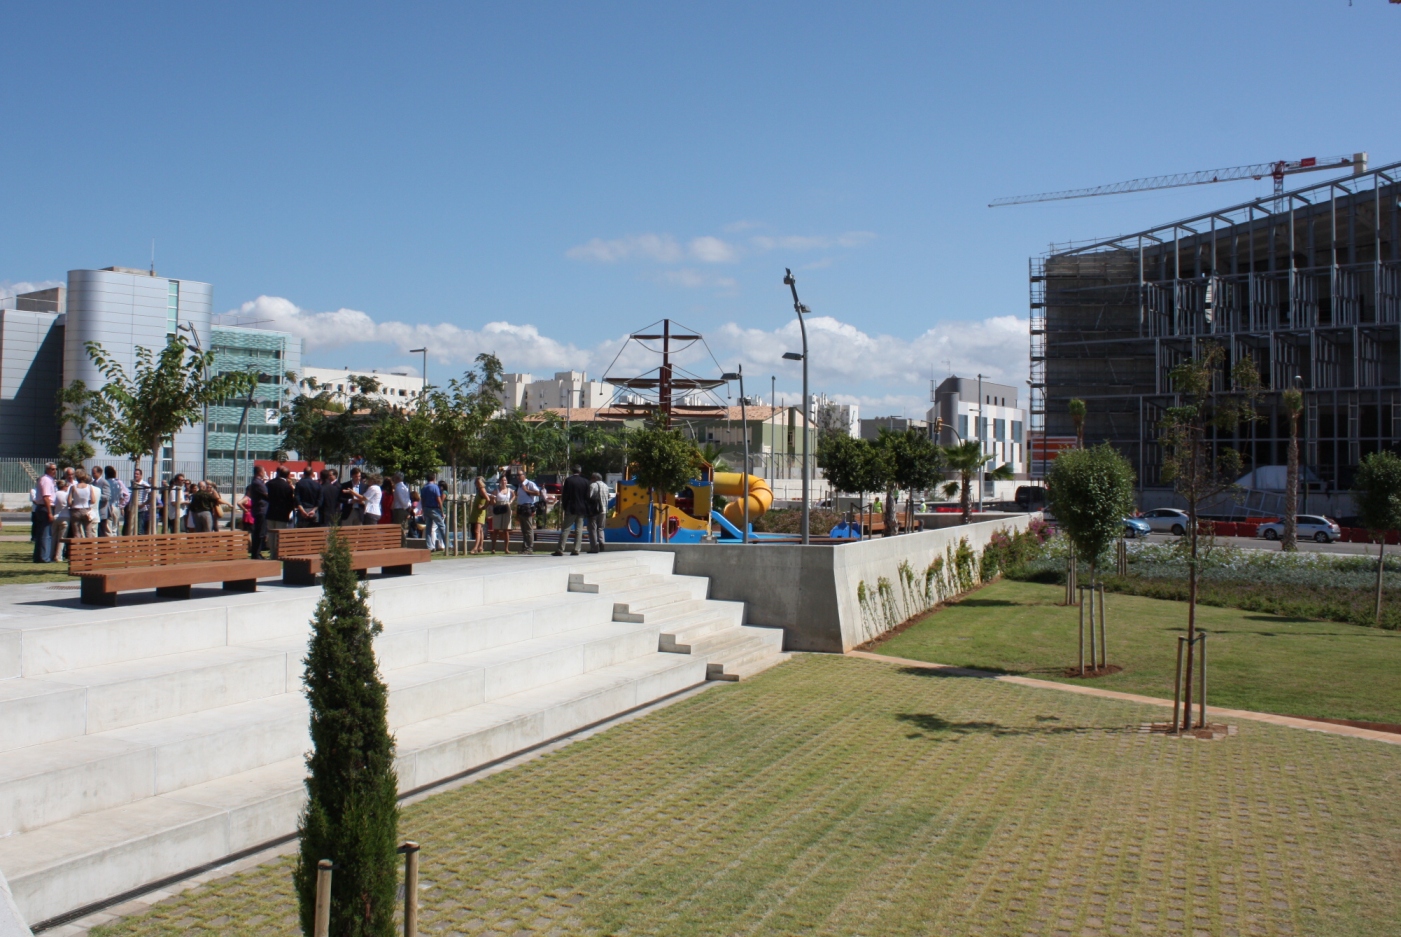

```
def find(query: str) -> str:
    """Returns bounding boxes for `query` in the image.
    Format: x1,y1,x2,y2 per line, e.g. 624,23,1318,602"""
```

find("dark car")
1015,486,1047,511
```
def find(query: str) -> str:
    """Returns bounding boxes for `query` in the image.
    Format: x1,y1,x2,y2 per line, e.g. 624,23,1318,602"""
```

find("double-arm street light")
721,366,749,544
783,269,811,545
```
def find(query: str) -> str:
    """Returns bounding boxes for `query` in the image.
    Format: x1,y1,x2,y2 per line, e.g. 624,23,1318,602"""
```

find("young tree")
1046,444,1136,672
295,530,399,937
85,336,254,536
629,422,702,542
424,353,504,491
362,409,440,483
940,439,1014,525
877,428,944,534
56,378,109,468
1281,388,1304,552
1352,450,1401,626
1068,398,1087,448
1159,343,1261,730
818,433,883,537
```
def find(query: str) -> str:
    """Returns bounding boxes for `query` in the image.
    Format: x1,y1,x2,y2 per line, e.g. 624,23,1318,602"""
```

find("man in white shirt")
587,473,610,553
32,463,57,563
391,472,412,529
515,475,542,554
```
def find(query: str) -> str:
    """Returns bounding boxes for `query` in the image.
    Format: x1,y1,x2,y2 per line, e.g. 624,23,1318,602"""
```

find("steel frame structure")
1031,160,1401,503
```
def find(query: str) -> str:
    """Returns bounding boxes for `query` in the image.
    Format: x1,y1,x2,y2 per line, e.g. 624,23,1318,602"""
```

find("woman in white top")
488,469,514,554
67,470,97,540
51,479,70,561
362,475,383,525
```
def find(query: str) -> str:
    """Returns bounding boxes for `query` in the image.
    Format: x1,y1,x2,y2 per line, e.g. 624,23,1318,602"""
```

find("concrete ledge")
616,515,1036,652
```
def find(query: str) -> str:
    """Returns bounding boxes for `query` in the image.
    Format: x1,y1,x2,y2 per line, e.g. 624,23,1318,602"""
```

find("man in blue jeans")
32,462,57,563
421,472,446,551
553,465,593,556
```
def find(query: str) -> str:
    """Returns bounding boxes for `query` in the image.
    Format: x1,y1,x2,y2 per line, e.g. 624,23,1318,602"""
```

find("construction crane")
989,152,1368,208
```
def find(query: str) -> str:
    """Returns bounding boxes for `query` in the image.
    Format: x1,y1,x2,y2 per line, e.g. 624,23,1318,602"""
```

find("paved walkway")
847,649,1401,746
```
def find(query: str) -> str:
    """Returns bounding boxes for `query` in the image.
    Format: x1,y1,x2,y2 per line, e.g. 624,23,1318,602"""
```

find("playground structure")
604,467,776,543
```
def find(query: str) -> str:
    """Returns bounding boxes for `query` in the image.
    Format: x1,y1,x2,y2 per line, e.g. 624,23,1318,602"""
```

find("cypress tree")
295,529,400,936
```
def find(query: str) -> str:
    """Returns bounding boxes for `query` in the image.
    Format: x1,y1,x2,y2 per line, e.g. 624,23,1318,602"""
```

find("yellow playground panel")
606,467,773,543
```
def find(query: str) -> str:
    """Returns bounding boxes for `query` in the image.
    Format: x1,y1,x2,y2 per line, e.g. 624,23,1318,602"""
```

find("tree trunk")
1376,536,1386,626
960,475,971,525
1181,505,1198,731
150,437,161,538
1283,413,1299,551
883,485,897,537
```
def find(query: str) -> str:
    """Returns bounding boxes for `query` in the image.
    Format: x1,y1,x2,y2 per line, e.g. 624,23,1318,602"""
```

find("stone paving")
89,654,1401,937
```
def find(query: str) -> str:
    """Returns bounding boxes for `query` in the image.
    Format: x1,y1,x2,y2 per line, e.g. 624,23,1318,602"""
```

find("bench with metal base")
271,524,429,585
67,532,281,606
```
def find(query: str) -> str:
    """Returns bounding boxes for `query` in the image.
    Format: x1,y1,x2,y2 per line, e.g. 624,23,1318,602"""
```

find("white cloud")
749,231,875,252
656,269,739,290
225,297,1027,414
687,236,739,263
565,233,682,263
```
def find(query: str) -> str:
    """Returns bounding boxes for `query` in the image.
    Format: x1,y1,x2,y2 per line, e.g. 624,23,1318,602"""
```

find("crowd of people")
30,460,615,564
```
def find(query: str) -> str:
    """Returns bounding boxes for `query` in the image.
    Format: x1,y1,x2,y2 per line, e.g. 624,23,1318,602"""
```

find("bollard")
1077,586,1085,675
399,841,421,937
1172,635,1185,731
314,859,333,937
1097,584,1107,670
1197,633,1208,729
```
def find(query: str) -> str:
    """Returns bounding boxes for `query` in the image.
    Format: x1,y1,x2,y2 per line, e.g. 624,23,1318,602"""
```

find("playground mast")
603,319,726,427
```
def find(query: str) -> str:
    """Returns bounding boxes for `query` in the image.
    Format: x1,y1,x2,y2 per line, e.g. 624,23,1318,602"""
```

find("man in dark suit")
317,468,344,526
267,466,296,531
294,469,323,526
553,465,593,556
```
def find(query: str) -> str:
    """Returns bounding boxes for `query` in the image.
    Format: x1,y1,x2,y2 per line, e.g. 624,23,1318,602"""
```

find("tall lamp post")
409,347,428,396
721,366,749,544
783,269,810,545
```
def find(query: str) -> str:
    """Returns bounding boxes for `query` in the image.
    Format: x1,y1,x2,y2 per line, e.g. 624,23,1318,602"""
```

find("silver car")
1257,515,1342,544
1141,508,1191,535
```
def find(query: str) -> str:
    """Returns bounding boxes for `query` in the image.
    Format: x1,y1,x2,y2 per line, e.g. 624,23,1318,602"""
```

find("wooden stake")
1077,586,1085,676
1172,635,1185,732
400,841,420,937
1098,584,1107,670
314,859,333,937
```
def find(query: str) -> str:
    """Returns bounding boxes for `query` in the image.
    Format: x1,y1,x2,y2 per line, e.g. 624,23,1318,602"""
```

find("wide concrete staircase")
0,551,788,927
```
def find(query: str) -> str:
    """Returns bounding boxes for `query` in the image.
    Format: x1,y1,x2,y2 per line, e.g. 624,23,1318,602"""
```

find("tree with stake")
878,428,943,534
1045,444,1136,675
295,530,399,937
1352,450,1401,627
55,379,109,468
361,409,440,484
1281,388,1304,552
1068,398,1087,448
629,418,702,542
424,353,504,492
85,336,254,537
1159,344,1261,731
941,439,1013,525
817,433,882,537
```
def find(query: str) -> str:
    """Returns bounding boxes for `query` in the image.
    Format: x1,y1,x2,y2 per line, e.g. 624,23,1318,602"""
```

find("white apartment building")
301,367,425,408
500,370,611,413
928,376,1026,471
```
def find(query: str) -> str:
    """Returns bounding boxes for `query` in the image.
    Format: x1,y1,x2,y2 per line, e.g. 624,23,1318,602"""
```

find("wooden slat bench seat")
271,524,429,586
67,532,281,606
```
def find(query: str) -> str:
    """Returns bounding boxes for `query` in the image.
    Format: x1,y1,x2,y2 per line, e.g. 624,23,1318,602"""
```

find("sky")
3,2,1398,417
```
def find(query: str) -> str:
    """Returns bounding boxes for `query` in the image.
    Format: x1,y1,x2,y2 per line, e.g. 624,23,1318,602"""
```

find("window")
958,415,968,438
994,419,1005,441
166,281,179,334
1012,420,1023,443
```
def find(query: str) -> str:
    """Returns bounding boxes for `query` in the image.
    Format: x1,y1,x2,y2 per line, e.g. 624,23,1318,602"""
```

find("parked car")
1256,515,1342,544
1141,507,1192,535
1123,516,1151,539
1015,485,1047,511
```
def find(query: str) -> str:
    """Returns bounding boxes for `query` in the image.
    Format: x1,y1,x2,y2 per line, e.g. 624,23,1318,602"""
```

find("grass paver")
89,654,1401,936
879,579,1401,725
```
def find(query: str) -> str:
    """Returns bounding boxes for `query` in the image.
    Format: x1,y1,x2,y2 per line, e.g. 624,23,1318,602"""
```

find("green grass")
879,579,1401,725
0,537,74,585
91,655,1401,937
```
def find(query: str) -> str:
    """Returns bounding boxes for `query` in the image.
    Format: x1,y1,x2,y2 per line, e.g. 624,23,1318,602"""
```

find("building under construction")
1030,160,1401,508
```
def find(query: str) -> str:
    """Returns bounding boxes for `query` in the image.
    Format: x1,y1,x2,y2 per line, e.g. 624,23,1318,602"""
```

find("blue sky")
3,2,1398,415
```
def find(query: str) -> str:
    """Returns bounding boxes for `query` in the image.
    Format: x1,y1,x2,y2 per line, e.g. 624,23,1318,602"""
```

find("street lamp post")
409,347,428,397
722,367,749,544
783,269,810,545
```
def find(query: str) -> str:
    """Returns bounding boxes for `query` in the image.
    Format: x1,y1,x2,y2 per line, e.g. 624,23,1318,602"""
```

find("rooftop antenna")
150,239,156,276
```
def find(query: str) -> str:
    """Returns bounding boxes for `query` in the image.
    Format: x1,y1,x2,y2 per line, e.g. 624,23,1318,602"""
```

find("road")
1133,530,1383,557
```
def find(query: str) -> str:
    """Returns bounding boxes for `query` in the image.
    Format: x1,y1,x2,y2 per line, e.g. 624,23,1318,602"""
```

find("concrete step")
567,571,666,594
656,607,746,653
700,626,788,681
0,651,708,926
0,646,292,752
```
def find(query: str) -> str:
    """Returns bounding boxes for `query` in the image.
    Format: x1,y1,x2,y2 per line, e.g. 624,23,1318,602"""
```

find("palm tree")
940,439,1014,524
697,442,731,473
1068,398,1087,448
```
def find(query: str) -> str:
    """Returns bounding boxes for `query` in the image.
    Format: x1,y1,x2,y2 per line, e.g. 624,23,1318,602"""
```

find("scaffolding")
1032,160,1401,503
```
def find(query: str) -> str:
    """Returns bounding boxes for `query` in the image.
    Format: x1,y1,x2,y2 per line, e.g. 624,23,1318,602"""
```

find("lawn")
92,655,1400,937
878,579,1401,725
0,535,74,585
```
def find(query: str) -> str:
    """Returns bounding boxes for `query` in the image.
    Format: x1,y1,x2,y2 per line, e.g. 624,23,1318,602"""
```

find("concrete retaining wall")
618,514,1037,652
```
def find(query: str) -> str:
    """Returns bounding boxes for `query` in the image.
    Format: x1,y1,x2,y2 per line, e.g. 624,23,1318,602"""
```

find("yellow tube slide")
714,472,774,528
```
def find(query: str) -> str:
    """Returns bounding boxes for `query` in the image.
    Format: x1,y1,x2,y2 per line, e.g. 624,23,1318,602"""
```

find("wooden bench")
271,524,429,585
67,532,281,606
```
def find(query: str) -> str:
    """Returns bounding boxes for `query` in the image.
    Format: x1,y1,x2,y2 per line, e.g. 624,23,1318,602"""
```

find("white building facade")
300,367,425,408
928,376,1027,472
500,370,610,413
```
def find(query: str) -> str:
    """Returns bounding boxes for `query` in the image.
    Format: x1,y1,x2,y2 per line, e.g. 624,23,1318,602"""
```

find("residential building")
811,394,860,437
928,376,1026,470
299,366,424,408
859,416,930,441
500,370,611,413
